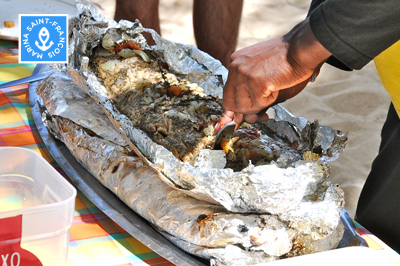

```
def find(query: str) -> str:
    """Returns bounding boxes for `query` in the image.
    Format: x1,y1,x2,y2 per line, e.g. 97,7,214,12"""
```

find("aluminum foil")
37,71,127,147
160,223,345,266
36,71,347,265
61,0,350,262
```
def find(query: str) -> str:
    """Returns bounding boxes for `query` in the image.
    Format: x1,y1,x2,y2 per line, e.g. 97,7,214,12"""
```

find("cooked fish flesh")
92,40,325,172
94,51,223,163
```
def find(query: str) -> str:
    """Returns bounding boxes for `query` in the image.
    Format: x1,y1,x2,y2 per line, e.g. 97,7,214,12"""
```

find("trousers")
356,103,400,252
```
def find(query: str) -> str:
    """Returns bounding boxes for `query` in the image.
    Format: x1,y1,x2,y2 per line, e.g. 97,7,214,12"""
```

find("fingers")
223,63,278,115
219,33,327,129
216,110,269,131
222,67,238,113
215,109,247,132
233,113,245,124
214,110,234,131
223,62,257,114
245,112,269,123
219,80,307,128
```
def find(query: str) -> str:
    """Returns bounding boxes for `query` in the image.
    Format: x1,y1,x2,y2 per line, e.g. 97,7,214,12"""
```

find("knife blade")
0,71,54,89
213,106,271,149
214,119,244,149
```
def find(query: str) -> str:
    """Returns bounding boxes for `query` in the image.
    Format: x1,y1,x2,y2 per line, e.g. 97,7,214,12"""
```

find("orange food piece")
4,21,15,28
221,141,230,154
168,85,182,96
114,43,126,52
114,41,142,52
126,41,142,50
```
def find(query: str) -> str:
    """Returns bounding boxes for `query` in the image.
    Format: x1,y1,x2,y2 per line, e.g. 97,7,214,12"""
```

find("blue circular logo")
20,15,68,63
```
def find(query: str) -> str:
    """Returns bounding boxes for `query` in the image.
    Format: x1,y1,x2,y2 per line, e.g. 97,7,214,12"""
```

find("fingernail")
214,122,220,131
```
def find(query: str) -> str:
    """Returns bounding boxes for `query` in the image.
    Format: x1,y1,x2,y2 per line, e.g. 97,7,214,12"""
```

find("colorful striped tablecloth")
0,39,399,266
0,40,174,266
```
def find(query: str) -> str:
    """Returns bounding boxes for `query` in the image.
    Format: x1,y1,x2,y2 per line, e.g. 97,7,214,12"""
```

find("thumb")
215,110,235,132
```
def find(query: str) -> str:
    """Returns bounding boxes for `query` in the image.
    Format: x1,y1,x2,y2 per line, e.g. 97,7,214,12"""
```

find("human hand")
215,78,311,131
216,18,331,130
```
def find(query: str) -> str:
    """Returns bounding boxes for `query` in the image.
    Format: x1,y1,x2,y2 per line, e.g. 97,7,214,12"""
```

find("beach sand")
90,0,391,218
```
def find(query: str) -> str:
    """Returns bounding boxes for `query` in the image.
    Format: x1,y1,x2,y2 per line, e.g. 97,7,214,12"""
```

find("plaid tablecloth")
0,39,398,266
0,40,174,266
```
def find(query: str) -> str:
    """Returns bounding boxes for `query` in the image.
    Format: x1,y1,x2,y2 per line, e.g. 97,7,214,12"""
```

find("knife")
213,106,272,149
0,71,54,89
214,118,245,149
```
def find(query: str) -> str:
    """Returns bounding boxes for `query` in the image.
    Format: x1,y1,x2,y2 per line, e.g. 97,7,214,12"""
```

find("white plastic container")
0,147,76,266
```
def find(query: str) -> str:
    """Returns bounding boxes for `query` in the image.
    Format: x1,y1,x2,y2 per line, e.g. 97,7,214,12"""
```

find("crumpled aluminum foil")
36,71,346,265
61,0,350,262
37,71,127,147
67,0,347,233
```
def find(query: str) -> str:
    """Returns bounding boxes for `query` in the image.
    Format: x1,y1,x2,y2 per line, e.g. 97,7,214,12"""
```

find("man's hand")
216,18,331,130
215,79,310,131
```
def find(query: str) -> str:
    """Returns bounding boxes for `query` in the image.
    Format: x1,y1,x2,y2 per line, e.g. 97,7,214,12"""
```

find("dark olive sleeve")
308,0,400,70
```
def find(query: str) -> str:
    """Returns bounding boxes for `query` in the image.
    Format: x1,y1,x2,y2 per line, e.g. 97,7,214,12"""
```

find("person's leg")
114,0,160,44
355,103,400,252
193,0,243,68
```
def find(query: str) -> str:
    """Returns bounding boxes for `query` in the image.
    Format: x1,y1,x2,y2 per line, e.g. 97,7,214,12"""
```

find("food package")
38,0,359,264
37,71,347,265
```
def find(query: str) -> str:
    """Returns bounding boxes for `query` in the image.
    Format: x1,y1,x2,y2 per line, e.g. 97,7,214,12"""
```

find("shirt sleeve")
308,0,400,70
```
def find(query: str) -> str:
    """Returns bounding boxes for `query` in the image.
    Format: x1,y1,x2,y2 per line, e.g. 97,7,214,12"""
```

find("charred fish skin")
94,49,224,163
93,42,316,171
88,31,346,221
62,3,353,263
36,72,297,262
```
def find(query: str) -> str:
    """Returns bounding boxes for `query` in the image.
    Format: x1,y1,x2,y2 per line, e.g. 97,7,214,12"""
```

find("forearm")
284,17,332,73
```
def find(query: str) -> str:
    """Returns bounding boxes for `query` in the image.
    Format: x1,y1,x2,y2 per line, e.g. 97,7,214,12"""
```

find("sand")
90,0,392,218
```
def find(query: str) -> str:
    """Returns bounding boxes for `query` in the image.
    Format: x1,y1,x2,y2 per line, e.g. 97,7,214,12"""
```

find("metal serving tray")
29,64,209,266
29,64,367,266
